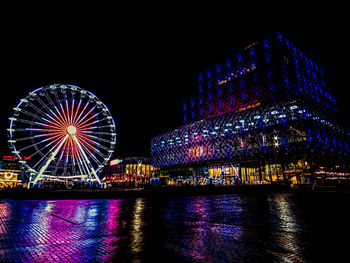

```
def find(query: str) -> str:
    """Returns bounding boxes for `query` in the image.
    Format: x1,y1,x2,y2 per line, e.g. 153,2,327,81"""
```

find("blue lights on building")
151,33,350,184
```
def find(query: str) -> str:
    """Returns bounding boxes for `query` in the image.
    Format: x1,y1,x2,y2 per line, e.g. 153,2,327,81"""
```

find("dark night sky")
1,4,349,158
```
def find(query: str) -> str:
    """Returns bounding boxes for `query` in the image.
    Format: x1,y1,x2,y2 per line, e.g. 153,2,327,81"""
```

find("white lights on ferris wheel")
7,84,117,185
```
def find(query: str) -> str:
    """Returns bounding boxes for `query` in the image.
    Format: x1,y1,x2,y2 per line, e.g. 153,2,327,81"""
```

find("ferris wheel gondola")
7,84,117,186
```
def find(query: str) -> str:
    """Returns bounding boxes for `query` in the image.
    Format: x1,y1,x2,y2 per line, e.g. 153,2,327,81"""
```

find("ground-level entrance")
152,159,350,186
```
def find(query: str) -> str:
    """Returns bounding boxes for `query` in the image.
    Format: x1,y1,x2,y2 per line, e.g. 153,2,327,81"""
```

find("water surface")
0,192,349,262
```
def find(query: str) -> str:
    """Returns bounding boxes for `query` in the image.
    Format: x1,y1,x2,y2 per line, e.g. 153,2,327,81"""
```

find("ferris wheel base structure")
7,84,117,188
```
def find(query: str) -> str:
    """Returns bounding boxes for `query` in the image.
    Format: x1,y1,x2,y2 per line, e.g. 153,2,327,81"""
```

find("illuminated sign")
3,155,31,161
110,159,123,166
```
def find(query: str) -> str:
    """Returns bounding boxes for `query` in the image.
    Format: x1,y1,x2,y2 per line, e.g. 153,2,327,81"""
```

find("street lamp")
273,135,279,183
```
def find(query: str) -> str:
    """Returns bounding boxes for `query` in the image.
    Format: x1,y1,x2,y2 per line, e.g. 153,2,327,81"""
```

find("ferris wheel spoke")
65,137,73,163
65,100,70,124
31,133,66,160
89,153,103,167
43,89,58,109
15,116,61,131
80,124,114,131
52,88,62,107
72,144,82,170
76,140,103,168
25,127,61,134
70,144,77,176
76,104,97,127
76,135,102,164
65,99,73,124
16,134,62,152
53,97,69,125
78,134,113,151
59,103,69,124
32,135,67,169
32,93,62,122
55,136,72,169
16,108,54,127
75,138,103,167
77,135,105,153
70,99,75,124
43,91,68,127
82,130,116,136
18,131,62,140
71,136,92,174
76,136,100,160
55,145,66,169
15,135,46,142
72,99,82,124
77,116,107,130
53,105,68,126
70,138,77,166
45,112,66,128
26,99,56,121
59,136,70,164
76,157,86,176
92,142,111,153
26,102,64,129
73,135,101,183
13,120,59,132
84,134,115,144
32,134,69,185
13,117,42,126
81,159,92,178
16,108,37,119
74,148,89,176
32,120,62,129
31,120,62,130
38,117,63,129
12,135,33,142
75,101,90,125
79,126,99,131
92,147,108,161
76,111,101,129
78,138,107,160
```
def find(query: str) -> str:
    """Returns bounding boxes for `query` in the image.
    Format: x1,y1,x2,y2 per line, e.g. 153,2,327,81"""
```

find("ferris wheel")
7,84,117,186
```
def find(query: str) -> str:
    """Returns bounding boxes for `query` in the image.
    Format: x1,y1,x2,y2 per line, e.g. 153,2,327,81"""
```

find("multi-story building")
0,155,28,189
103,157,158,187
151,33,350,185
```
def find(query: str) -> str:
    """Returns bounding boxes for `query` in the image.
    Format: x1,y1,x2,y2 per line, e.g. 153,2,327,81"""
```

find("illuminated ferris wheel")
7,84,117,186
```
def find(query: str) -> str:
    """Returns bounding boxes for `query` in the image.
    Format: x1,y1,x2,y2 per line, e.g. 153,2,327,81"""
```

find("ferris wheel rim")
7,84,117,183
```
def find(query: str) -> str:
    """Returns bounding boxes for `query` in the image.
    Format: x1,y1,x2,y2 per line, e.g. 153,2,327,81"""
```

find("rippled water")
1,192,349,262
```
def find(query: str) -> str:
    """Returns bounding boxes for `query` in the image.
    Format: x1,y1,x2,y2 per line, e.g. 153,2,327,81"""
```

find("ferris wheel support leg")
30,134,69,186
72,135,102,185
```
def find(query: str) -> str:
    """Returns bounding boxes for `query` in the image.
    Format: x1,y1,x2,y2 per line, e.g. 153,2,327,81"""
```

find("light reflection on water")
131,198,145,257
268,194,304,262
1,192,349,262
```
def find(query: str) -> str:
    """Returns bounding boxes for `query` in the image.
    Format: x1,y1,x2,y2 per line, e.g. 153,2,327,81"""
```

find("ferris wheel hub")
67,125,77,135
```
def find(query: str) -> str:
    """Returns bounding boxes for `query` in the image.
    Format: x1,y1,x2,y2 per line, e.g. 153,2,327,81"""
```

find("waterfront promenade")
1,183,347,200
1,184,292,200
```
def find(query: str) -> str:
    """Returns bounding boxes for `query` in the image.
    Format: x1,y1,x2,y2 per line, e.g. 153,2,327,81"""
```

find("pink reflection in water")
20,199,124,262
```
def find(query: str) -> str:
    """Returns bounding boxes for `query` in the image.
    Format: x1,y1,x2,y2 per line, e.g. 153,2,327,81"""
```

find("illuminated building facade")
103,157,158,187
0,156,29,189
151,33,350,185
182,33,336,124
